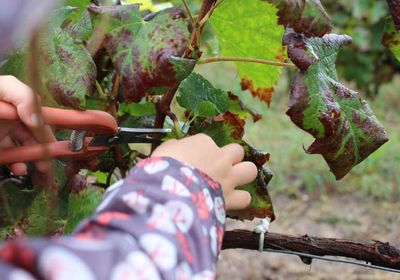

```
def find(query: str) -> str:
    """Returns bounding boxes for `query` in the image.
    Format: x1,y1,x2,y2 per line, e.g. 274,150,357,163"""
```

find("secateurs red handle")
0,100,118,164
0,101,118,134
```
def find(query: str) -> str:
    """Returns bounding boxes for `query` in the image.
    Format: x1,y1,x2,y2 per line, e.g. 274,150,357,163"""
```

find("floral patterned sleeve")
0,157,226,280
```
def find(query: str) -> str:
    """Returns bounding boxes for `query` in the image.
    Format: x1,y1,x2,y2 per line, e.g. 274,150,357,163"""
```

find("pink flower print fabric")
0,157,226,279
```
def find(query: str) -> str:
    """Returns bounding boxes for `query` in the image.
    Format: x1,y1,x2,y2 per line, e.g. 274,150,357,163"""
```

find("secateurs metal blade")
0,101,170,165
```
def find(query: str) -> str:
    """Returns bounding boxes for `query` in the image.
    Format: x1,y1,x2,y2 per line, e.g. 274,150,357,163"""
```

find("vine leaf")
65,0,91,12
228,92,262,122
64,9,94,43
0,7,97,109
93,6,195,102
88,4,142,32
267,0,333,37
285,30,389,180
209,0,286,106
39,29,97,108
229,166,274,221
229,144,274,221
177,73,229,117
382,17,400,62
386,0,400,30
119,102,156,117
64,187,103,233
0,180,39,228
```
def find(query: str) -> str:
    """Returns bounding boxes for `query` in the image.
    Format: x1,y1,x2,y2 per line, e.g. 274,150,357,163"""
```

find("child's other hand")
0,75,55,175
152,134,257,210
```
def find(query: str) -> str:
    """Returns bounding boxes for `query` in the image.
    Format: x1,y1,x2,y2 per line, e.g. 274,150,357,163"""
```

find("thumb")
0,76,43,127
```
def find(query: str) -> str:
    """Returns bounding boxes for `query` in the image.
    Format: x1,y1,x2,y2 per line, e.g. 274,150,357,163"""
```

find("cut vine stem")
197,56,296,67
223,230,400,270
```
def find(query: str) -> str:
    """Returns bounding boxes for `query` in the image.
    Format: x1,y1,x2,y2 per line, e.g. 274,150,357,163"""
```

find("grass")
195,62,400,200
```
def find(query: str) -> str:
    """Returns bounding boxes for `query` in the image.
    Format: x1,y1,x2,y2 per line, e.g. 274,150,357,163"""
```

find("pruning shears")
0,101,170,165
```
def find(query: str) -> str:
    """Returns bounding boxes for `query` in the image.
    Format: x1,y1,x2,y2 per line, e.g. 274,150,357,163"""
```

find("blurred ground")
195,63,400,279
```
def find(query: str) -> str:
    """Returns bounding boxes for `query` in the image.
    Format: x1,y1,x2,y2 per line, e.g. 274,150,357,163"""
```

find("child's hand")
0,75,55,175
152,134,257,210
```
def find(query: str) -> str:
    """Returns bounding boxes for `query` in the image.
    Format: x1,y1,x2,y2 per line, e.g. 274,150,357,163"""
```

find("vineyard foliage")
0,0,396,237
324,0,400,97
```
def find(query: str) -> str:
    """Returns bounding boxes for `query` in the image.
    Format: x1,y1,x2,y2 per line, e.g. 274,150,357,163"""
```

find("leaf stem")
95,80,107,99
181,0,195,25
197,56,296,67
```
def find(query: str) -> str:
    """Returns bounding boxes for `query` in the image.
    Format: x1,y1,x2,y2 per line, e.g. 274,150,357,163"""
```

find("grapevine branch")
197,56,296,67
223,230,400,271
152,0,217,150
181,0,195,25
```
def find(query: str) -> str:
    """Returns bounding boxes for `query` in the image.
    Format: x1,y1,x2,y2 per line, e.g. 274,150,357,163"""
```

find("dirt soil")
217,192,400,280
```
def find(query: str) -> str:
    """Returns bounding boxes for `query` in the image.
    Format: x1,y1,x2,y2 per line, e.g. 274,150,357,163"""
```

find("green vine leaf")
65,187,103,233
267,0,333,37
285,30,389,180
177,73,229,117
94,6,194,102
119,102,156,117
65,0,91,12
382,17,400,62
209,0,286,106
0,180,39,228
0,48,28,82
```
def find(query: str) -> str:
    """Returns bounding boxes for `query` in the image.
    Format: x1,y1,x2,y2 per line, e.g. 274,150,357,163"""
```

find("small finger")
0,76,42,127
225,190,251,210
10,125,52,173
9,162,27,176
230,161,258,186
0,76,55,144
0,120,15,140
0,136,27,175
221,143,245,164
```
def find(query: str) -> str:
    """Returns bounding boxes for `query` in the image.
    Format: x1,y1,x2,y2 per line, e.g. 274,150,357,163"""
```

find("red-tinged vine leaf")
266,0,333,37
244,144,270,168
87,3,142,32
209,0,286,107
229,144,274,220
25,6,98,108
382,17,400,62
228,167,275,221
240,80,275,107
95,6,195,102
285,30,389,180
386,0,400,29
39,30,97,108
228,92,262,122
